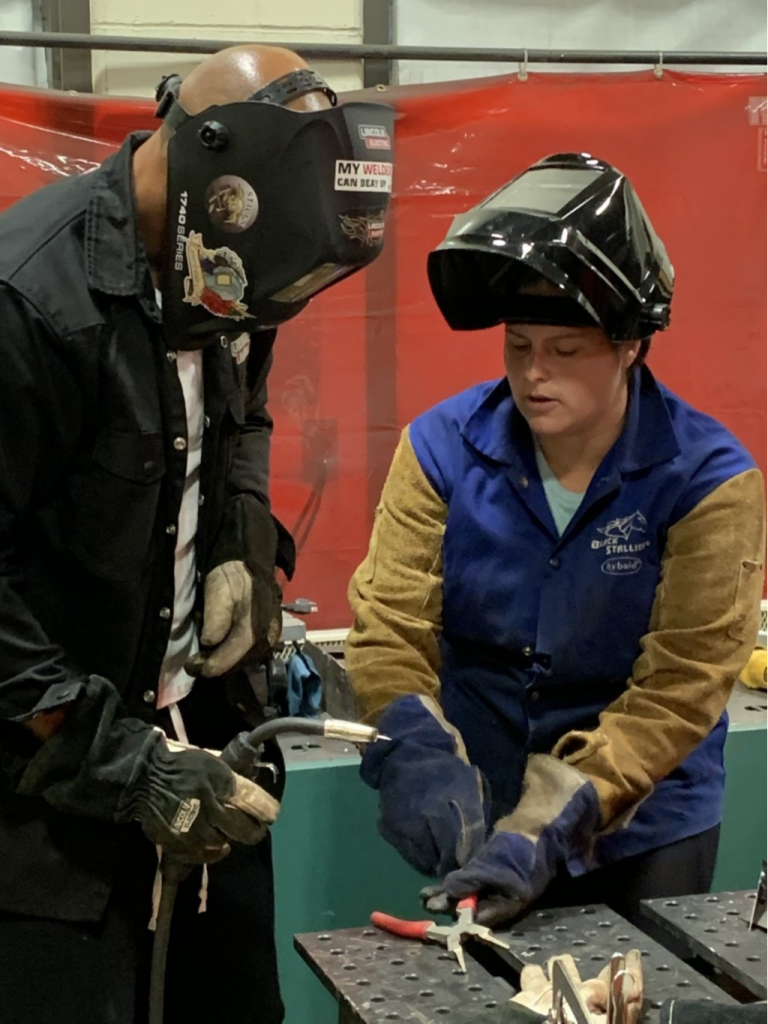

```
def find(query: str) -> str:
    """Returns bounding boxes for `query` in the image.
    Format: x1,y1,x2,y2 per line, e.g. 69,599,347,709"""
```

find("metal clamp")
549,958,591,1023
748,862,767,931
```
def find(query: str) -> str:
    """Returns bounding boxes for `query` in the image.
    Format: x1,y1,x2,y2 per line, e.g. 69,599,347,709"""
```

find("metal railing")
0,31,764,65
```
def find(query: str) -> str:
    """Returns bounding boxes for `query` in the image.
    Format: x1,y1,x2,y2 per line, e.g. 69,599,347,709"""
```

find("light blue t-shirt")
534,442,585,536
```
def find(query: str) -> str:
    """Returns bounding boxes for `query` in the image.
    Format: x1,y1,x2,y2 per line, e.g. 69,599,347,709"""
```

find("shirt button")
530,690,541,703
520,475,529,489
173,436,187,451
143,690,156,704
166,351,177,363
166,524,177,536
549,556,561,569
522,645,534,657
220,335,229,348
159,607,171,620
198,494,205,507
143,460,156,476
204,414,211,429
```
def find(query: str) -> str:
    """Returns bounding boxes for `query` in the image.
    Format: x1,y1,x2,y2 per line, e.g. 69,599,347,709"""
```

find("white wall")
394,0,767,83
0,0,47,87
90,0,363,96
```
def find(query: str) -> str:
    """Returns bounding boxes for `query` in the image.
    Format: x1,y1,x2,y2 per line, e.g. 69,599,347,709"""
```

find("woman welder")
346,153,765,927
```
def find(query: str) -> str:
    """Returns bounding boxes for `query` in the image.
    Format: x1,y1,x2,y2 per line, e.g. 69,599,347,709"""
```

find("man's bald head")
178,44,332,116
134,43,334,271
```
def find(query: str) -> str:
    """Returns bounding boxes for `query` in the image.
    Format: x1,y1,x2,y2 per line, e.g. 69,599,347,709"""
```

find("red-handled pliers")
370,893,510,974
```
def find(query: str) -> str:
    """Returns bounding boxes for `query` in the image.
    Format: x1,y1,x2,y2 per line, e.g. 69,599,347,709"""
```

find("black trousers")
0,681,285,1024
535,824,721,941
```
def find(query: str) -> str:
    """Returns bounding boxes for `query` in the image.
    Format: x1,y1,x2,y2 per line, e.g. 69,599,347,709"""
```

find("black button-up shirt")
0,132,290,919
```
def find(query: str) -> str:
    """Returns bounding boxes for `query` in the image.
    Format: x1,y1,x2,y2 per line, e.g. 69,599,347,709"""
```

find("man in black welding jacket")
0,43,394,1024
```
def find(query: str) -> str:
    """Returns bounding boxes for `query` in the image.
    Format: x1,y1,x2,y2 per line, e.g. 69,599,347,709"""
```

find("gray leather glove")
186,560,282,678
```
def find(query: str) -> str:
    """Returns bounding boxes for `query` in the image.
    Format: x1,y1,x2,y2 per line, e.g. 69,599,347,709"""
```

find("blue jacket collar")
460,366,681,473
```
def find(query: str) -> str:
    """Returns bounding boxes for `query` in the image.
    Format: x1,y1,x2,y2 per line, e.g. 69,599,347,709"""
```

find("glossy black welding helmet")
427,152,674,341
156,68,394,347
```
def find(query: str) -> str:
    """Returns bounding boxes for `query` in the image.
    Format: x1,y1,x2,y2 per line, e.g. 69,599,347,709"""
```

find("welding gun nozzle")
322,720,391,745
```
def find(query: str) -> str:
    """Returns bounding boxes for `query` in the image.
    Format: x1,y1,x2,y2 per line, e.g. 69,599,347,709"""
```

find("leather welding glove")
17,675,279,864
117,732,279,862
423,754,600,926
511,952,644,1024
360,694,489,877
186,559,283,678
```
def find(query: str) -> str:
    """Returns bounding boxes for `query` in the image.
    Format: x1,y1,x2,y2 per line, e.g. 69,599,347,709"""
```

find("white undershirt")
156,299,205,712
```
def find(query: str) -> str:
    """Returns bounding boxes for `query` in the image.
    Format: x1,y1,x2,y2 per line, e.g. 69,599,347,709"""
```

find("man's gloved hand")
423,754,600,926
17,676,280,863
116,733,279,862
511,952,644,1023
186,560,282,678
360,694,489,877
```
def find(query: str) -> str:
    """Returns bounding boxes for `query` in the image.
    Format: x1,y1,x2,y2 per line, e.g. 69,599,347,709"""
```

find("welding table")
273,651,766,1024
295,892,768,1023
641,891,766,1000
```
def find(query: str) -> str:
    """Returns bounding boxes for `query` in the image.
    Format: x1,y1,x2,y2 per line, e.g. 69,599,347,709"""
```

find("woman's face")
504,323,640,441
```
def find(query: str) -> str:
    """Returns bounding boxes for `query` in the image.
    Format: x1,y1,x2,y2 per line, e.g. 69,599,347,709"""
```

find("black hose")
148,716,329,1024
244,718,326,751
148,875,179,1024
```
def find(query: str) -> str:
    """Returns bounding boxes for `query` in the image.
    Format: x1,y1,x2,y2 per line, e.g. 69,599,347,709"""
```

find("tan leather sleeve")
553,468,766,828
346,428,447,725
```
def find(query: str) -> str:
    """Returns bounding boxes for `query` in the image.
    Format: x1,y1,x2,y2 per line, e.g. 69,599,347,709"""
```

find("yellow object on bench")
741,647,768,691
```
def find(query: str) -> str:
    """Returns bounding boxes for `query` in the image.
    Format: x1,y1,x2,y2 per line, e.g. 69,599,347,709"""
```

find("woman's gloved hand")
361,694,489,877
186,560,283,678
423,754,600,926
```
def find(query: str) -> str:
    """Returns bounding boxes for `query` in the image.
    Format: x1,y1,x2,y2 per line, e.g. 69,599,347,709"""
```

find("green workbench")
272,682,767,1024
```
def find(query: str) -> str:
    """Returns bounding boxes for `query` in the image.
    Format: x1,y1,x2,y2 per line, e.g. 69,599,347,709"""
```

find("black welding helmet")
427,152,674,342
156,69,394,347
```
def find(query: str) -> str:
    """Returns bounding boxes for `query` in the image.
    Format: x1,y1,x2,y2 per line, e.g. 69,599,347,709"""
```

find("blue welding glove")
360,694,489,877
423,754,600,926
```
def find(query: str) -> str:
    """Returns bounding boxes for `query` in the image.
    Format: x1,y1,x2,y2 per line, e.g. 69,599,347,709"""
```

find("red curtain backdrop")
0,71,764,625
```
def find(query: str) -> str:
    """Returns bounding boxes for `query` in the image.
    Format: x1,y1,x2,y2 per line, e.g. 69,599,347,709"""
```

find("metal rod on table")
0,31,764,64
